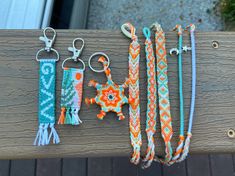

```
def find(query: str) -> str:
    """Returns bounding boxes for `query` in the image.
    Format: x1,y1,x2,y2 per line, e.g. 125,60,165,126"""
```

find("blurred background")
0,0,235,176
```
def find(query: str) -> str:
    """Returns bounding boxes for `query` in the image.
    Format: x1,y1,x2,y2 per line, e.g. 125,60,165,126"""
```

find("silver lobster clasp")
39,27,56,52
68,38,85,61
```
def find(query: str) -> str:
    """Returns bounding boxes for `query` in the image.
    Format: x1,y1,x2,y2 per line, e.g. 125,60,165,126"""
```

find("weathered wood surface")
0,30,234,159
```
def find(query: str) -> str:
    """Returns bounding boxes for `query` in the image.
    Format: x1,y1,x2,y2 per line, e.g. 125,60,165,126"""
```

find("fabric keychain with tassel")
121,23,142,165
142,27,157,168
58,38,85,125
85,52,130,120
176,24,196,163
34,27,60,146
151,23,174,163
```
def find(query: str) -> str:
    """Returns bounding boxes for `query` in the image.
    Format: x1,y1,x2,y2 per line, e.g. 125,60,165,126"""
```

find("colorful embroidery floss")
85,52,130,120
142,27,157,168
34,27,60,146
176,24,196,163
58,38,85,125
151,23,173,163
121,23,142,165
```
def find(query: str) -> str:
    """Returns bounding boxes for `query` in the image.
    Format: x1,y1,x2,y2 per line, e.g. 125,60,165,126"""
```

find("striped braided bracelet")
142,27,157,168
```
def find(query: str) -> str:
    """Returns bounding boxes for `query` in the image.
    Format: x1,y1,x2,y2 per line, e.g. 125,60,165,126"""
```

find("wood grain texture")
0,30,234,159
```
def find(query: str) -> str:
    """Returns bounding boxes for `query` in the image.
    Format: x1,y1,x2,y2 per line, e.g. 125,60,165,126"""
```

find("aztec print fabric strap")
121,23,142,165
152,23,173,163
58,68,84,125
176,24,196,163
34,59,60,146
142,27,157,168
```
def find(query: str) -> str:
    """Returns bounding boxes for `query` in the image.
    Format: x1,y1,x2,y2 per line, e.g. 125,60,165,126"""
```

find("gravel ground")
87,0,223,31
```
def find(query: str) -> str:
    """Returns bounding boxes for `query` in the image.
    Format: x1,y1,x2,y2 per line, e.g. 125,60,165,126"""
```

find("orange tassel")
58,107,66,124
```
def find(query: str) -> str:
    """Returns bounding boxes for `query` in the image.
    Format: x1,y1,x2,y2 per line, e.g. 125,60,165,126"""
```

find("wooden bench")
0,30,234,159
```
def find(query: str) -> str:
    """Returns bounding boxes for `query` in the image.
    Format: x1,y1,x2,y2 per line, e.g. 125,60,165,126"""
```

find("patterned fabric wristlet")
152,23,173,163
176,24,196,162
34,59,60,145
142,27,157,168
58,68,83,125
121,23,142,165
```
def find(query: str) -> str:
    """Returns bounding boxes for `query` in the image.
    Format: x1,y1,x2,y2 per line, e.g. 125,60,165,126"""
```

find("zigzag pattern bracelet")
121,23,142,165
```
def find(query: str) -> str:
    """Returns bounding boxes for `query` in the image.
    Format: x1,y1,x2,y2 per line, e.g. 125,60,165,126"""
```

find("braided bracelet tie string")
163,24,186,165
121,23,142,165
142,27,157,168
176,24,196,163
151,23,173,163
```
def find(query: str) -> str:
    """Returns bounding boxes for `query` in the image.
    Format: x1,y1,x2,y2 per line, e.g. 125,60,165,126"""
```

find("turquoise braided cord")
142,27,157,168
178,31,185,137
164,25,185,165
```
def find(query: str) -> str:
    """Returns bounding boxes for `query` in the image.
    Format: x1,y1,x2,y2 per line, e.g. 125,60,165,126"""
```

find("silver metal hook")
36,27,59,62
88,52,110,73
62,57,85,71
68,38,84,61
39,27,56,52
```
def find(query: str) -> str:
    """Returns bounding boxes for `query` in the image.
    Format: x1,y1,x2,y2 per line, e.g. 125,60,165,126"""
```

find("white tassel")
49,123,60,144
34,123,43,146
71,108,82,125
41,123,49,145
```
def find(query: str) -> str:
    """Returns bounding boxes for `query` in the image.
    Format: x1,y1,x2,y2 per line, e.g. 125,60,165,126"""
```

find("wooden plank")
138,162,162,176
113,157,138,176
87,157,112,176
62,158,87,176
186,154,211,176
210,154,234,176
162,161,187,176
10,159,35,176
36,158,61,176
0,30,234,159
0,160,10,176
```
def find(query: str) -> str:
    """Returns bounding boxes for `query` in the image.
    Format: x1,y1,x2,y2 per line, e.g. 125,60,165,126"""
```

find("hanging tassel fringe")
58,107,66,124
71,108,82,125
176,133,192,163
65,108,72,124
142,133,155,168
34,123,60,146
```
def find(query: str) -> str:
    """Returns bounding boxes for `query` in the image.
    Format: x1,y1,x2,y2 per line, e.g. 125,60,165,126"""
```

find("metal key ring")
62,57,85,71
88,52,110,73
36,48,60,62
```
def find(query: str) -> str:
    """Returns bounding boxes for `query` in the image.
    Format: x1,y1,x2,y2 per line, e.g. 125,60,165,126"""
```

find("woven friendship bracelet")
58,38,85,125
176,24,196,163
121,23,142,165
34,28,60,146
151,23,173,163
142,27,157,168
